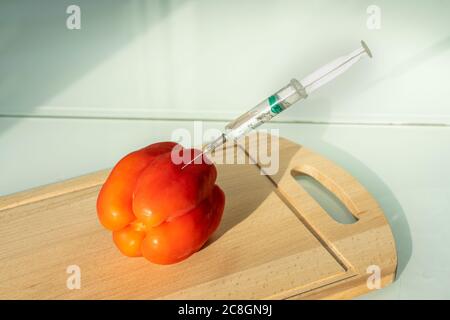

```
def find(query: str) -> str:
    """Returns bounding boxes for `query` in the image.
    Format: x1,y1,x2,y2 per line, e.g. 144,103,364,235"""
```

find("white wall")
1,1,449,299
1,0,449,125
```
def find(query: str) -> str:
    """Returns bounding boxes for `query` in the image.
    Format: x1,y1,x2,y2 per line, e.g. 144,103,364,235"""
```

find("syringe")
182,40,372,168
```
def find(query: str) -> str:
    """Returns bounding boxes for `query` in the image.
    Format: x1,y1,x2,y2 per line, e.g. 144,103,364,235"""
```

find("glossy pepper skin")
97,142,225,265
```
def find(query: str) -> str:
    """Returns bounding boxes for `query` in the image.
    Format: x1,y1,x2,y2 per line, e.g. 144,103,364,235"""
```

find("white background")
1,0,449,299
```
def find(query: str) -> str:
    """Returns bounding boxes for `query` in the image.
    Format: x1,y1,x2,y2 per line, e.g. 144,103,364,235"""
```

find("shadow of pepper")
204,138,301,246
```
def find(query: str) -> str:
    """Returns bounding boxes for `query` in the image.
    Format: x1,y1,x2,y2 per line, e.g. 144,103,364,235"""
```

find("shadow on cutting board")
204,141,302,247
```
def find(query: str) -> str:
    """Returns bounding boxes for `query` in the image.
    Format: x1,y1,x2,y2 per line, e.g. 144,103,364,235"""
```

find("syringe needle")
181,151,206,170
181,134,227,169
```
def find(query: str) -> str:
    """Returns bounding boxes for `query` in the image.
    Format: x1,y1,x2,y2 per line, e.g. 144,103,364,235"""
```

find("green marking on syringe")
268,95,283,114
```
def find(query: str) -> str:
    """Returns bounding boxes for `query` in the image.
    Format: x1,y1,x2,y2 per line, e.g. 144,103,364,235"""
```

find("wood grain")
0,133,397,299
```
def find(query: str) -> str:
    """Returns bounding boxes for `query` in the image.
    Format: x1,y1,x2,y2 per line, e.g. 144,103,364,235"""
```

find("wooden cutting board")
0,133,397,299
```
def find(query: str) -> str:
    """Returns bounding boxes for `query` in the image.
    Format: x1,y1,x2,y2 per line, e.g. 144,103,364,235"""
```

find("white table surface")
1,116,449,299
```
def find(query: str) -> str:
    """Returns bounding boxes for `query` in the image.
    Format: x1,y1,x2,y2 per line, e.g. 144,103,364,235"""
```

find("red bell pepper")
97,142,225,264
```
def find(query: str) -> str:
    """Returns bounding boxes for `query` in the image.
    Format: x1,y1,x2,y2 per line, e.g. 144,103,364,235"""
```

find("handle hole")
294,174,358,225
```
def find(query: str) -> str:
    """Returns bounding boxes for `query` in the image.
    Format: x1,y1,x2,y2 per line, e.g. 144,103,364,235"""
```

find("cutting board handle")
290,156,368,221
253,134,396,274
285,148,384,223
263,136,383,224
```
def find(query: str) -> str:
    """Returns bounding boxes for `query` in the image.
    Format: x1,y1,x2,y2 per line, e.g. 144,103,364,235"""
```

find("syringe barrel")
224,79,307,140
